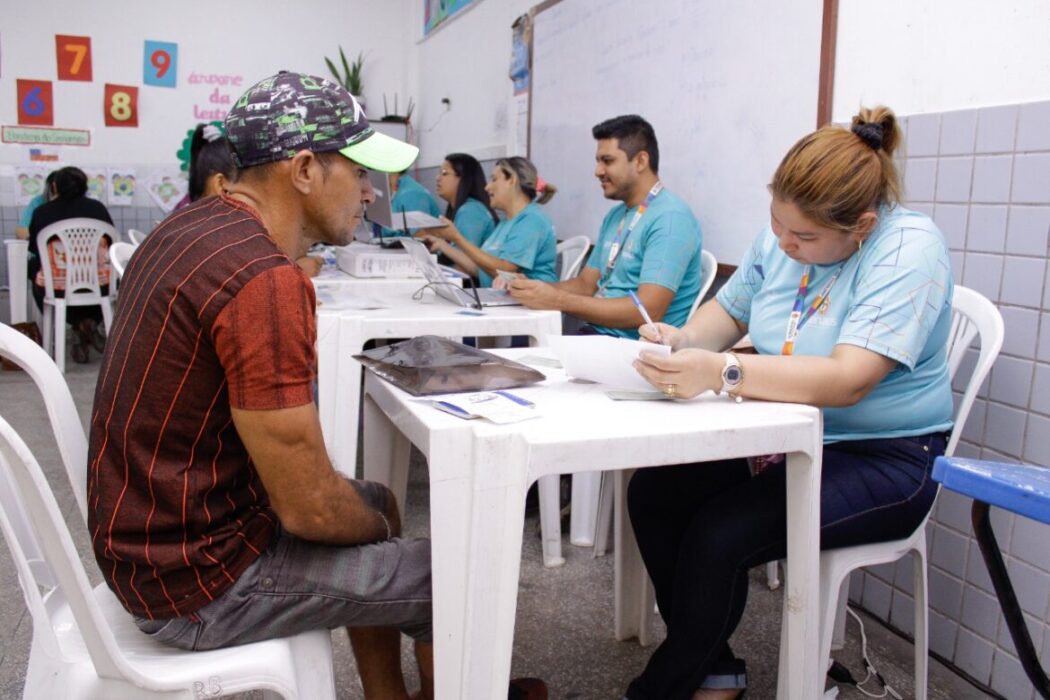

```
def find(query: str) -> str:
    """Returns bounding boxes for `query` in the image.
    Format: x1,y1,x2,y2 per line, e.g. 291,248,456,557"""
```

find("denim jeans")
624,432,946,700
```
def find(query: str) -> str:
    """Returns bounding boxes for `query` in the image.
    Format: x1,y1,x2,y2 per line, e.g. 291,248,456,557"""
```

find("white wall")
0,0,413,166
411,0,535,168
833,0,1050,121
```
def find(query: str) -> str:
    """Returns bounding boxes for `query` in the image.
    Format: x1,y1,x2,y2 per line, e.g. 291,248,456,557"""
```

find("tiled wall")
849,101,1050,699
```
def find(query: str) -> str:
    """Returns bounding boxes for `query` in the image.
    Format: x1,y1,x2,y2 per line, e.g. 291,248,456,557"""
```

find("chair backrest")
0,415,138,682
0,323,88,520
109,241,137,281
686,250,719,322
127,228,147,245
36,218,117,299
556,235,590,281
945,285,1004,456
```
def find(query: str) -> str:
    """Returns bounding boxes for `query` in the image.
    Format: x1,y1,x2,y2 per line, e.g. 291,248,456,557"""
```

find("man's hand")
508,278,561,309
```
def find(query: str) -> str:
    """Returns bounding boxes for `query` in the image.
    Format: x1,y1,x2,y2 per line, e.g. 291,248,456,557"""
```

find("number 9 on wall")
104,84,139,127
144,40,178,88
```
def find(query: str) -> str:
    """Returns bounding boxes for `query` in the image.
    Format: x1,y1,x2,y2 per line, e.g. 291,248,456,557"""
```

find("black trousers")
624,432,946,700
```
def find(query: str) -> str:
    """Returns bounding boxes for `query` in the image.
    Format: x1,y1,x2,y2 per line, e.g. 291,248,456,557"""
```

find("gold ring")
663,383,677,397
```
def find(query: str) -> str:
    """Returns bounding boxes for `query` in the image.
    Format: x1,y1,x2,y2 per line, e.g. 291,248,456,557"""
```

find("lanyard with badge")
781,263,845,356
598,181,663,293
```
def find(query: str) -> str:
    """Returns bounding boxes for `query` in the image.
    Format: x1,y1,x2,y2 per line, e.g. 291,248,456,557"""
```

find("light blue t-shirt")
380,174,443,238
19,194,47,228
478,202,558,287
585,188,703,338
453,197,497,248
716,205,954,443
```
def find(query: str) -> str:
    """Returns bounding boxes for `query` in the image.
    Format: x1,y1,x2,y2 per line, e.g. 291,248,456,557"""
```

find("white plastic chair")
688,250,718,321
0,322,88,521
109,242,137,281
0,415,337,700
808,285,1003,699
556,235,590,281
127,228,148,245
36,218,116,373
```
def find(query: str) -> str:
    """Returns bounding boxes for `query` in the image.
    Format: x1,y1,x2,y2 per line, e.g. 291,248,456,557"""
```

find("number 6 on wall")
144,40,178,88
104,84,139,127
56,35,93,81
16,79,54,126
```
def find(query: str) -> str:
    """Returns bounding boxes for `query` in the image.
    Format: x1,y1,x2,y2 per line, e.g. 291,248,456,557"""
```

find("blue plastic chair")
933,456,1050,698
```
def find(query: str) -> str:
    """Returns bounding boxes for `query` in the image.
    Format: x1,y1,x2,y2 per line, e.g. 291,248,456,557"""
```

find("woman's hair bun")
852,121,885,151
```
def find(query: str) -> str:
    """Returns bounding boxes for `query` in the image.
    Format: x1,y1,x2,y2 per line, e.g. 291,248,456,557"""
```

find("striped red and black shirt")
88,195,316,619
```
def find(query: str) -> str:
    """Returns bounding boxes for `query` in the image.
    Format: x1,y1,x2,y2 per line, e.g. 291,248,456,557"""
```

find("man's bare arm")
231,402,398,544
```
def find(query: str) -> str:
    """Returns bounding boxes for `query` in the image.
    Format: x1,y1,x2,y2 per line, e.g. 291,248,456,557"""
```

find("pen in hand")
628,290,663,343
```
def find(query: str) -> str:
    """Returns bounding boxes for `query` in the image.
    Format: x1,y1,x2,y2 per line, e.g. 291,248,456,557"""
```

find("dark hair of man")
591,114,660,174
51,166,88,200
189,125,238,201
444,153,499,225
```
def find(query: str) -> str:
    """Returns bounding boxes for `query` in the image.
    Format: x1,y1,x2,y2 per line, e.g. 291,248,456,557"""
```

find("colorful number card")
144,40,178,88
104,83,139,127
17,79,54,126
56,35,93,81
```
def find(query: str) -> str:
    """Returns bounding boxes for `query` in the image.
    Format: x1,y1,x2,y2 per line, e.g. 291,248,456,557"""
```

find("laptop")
364,171,448,236
401,238,522,309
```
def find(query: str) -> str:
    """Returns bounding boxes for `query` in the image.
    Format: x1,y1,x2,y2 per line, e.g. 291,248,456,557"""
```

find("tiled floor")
0,347,996,699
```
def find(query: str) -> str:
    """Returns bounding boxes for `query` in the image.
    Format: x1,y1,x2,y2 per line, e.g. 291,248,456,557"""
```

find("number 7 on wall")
56,35,93,81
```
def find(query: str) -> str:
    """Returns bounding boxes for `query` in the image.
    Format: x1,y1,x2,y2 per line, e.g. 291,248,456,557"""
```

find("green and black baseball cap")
225,71,419,172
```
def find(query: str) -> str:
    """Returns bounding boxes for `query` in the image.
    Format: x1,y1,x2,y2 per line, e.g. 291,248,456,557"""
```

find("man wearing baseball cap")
89,72,457,699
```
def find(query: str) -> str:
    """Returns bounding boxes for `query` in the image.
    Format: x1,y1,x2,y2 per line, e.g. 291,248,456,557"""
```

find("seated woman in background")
625,106,953,700
28,166,115,364
434,152,499,248
421,156,558,287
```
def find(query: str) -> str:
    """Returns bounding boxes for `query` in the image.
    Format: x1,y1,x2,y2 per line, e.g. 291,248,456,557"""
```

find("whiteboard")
530,0,824,266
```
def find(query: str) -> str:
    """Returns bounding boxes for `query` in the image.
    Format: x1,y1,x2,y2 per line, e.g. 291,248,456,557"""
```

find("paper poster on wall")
16,79,54,126
144,40,178,87
145,168,186,212
56,35,93,81
104,84,139,127
2,124,90,146
14,166,49,206
509,14,531,96
424,0,478,35
107,167,137,206
83,167,107,202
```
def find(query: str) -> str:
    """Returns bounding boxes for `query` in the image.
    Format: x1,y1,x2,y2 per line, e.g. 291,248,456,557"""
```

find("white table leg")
316,314,363,477
5,240,28,325
455,441,529,699
777,445,823,700
361,392,412,512
569,470,602,546
613,469,650,643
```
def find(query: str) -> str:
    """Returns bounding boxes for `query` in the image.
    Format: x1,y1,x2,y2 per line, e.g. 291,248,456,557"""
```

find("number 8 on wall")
104,84,139,127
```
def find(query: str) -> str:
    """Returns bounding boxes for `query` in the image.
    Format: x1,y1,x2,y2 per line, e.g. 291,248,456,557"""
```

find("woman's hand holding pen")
638,322,687,351
633,347,721,400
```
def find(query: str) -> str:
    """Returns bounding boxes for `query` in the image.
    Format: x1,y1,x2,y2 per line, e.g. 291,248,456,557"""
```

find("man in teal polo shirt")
508,114,703,338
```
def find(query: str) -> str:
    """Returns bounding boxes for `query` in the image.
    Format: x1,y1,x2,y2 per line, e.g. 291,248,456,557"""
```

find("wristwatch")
720,352,744,402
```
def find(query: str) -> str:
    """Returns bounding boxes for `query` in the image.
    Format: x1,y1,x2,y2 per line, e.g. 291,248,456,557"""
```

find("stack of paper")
547,335,671,392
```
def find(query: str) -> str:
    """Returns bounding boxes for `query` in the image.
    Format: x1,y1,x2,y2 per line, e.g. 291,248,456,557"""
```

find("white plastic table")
361,349,824,700
5,239,28,324
315,291,561,477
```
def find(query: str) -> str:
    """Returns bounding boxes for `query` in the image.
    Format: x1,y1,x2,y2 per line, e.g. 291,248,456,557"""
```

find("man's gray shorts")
134,526,432,650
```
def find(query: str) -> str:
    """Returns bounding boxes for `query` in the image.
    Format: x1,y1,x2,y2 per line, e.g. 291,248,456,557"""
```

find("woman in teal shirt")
434,153,499,248
422,156,558,287
624,107,953,700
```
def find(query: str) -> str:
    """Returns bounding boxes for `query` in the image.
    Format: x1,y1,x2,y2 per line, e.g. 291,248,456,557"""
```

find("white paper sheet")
547,335,671,391
314,289,389,310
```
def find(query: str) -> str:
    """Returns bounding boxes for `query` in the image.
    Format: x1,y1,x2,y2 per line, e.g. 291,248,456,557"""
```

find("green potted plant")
325,47,365,107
